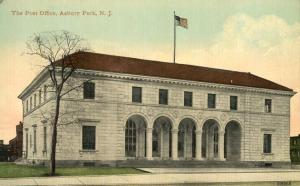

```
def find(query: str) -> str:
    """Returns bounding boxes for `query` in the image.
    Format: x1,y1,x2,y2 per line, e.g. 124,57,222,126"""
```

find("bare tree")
26,30,89,176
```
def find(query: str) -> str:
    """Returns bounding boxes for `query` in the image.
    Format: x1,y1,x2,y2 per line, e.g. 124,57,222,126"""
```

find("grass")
0,162,145,178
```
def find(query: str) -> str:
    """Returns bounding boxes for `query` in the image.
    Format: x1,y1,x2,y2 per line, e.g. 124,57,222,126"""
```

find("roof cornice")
75,69,296,97
18,67,296,101
18,68,49,100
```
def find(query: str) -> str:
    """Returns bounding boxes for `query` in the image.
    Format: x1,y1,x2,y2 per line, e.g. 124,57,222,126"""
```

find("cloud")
182,14,300,135
217,14,300,50
178,14,300,83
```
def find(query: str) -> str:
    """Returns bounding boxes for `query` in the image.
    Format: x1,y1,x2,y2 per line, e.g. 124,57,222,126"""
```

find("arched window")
178,126,184,157
125,119,136,157
152,129,159,156
192,125,196,158
213,126,218,158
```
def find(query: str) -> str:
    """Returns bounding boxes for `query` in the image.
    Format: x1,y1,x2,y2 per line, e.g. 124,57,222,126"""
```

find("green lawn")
0,162,145,178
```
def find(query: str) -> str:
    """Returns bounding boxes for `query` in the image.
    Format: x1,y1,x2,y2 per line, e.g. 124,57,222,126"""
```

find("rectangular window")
30,134,32,148
208,94,216,108
184,91,193,107
44,85,47,102
34,94,36,108
82,126,96,150
26,100,29,113
33,128,37,153
265,99,272,113
230,96,238,110
263,134,272,153
83,82,95,99
39,90,42,105
43,126,47,152
25,131,28,158
30,97,32,110
159,89,168,105
132,87,142,103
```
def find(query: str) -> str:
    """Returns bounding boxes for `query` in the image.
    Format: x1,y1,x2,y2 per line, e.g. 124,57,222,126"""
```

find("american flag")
175,15,188,29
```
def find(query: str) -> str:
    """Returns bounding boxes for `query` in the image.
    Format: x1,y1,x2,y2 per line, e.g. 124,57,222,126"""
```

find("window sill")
262,153,274,155
159,103,169,106
206,107,216,110
132,102,142,104
79,149,98,153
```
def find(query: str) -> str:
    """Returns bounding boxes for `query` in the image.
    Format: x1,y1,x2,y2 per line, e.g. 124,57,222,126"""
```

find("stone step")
116,160,252,168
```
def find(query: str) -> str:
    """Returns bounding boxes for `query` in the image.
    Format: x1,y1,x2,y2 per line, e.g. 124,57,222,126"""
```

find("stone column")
195,129,203,160
218,130,225,161
146,128,153,160
171,129,178,160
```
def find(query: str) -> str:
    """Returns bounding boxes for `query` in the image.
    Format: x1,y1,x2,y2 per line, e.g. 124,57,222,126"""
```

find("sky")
0,0,299,143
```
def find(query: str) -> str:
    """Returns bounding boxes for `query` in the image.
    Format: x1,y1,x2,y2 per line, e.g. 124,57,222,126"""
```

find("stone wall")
22,71,292,165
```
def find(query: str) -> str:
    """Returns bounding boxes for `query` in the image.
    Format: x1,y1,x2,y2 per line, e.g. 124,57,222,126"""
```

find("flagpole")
173,11,176,64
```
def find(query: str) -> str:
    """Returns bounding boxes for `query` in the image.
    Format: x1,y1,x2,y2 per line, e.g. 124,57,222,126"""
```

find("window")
33,127,37,153
44,85,47,102
213,126,218,158
25,131,28,158
230,96,238,110
39,90,42,105
34,94,36,108
125,119,136,157
208,94,216,108
30,134,32,148
43,126,47,152
30,97,32,110
83,82,95,99
263,134,272,153
132,87,142,103
82,126,96,150
26,100,29,113
152,129,158,153
178,127,184,157
265,99,272,113
184,91,193,107
159,89,168,105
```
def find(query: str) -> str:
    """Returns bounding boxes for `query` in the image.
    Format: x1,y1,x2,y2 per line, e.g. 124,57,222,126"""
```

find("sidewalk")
1,168,300,186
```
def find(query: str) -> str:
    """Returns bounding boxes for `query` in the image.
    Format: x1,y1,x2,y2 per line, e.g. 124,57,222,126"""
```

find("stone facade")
18,55,295,168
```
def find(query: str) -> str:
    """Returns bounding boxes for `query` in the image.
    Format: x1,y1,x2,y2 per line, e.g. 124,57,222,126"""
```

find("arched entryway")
125,115,147,158
178,118,196,159
202,119,220,159
225,121,241,161
152,116,173,159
